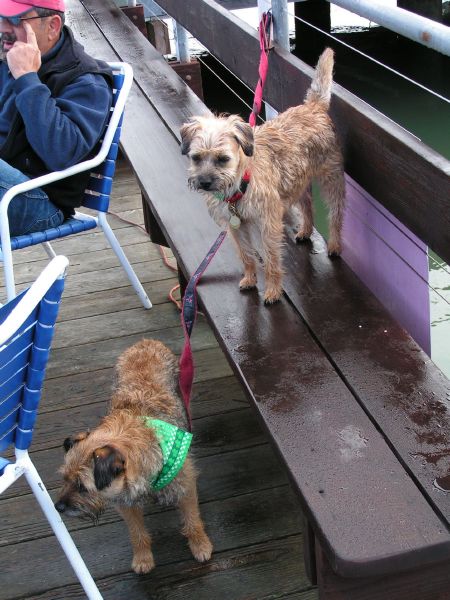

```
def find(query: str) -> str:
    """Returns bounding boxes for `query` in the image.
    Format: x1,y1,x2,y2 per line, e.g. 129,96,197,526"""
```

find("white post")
128,0,137,7
173,20,190,63
272,0,290,52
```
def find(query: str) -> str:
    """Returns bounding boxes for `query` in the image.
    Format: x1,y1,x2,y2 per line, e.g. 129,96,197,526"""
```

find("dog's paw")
132,552,155,574
295,229,312,243
263,288,282,305
295,235,310,244
327,240,341,257
239,274,257,290
189,534,213,563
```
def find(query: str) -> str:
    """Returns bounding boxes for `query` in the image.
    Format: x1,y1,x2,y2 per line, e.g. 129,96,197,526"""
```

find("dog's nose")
198,177,213,190
55,500,67,513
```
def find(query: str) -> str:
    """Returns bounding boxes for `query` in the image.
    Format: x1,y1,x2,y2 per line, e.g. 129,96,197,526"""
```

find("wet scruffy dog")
55,339,212,574
180,48,345,305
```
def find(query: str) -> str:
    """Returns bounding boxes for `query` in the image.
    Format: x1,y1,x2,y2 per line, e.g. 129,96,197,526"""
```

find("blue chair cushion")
0,456,10,475
7,217,98,251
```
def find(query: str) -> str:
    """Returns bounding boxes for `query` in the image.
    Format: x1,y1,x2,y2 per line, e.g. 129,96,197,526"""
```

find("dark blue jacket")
0,27,113,215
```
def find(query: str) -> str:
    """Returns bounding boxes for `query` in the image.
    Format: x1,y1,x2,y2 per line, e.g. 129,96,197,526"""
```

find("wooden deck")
0,159,317,600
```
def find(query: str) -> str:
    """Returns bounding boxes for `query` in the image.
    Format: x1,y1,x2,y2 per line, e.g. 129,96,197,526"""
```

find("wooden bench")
69,2,450,598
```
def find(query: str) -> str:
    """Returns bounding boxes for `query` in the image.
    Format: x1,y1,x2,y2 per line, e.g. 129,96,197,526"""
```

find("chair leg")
42,241,57,259
98,212,152,309
22,455,103,600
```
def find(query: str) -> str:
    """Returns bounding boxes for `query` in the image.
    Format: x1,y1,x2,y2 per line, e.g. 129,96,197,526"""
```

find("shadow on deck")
0,159,316,600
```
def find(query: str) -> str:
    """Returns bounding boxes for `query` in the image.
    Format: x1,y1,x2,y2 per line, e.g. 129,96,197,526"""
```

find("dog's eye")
191,154,202,164
217,155,230,165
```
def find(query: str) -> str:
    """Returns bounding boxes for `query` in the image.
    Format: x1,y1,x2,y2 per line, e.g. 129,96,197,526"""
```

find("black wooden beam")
157,0,450,266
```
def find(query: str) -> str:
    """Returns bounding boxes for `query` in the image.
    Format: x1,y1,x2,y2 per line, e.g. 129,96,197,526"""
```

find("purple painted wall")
341,175,431,356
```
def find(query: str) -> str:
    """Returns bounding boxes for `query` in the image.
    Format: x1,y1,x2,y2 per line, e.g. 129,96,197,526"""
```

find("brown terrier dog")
55,339,212,574
180,48,345,304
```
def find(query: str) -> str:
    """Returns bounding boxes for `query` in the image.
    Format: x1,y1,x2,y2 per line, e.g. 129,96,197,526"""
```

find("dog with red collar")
180,48,345,305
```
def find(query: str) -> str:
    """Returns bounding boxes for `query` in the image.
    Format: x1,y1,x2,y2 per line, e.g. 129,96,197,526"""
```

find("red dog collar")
224,171,251,204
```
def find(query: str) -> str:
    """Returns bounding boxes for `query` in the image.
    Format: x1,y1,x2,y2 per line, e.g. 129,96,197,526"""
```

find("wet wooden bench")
69,1,450,598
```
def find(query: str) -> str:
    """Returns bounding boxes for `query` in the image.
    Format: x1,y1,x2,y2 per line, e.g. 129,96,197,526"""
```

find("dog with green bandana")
55,339,213,574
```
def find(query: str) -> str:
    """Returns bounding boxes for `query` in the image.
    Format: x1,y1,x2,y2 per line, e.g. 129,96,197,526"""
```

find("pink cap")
0,0,65,17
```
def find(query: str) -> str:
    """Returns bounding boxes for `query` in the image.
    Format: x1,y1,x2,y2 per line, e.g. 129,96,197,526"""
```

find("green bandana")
143,418,193,491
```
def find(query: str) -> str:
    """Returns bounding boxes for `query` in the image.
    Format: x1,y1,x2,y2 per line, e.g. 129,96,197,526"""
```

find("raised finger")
23,22,38,46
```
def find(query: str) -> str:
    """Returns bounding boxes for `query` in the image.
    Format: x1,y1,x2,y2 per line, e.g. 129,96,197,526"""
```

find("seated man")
0,0,112,236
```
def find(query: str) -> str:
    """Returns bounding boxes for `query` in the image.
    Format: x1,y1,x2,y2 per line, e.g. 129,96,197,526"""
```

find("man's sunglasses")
0,15,43,27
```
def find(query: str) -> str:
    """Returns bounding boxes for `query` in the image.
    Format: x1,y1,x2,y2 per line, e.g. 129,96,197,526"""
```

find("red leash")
249,11,273,128
179,13,273,429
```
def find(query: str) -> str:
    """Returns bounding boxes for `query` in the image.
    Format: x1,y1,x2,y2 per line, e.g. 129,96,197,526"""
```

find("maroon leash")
178,13,272,429
179,231,227,431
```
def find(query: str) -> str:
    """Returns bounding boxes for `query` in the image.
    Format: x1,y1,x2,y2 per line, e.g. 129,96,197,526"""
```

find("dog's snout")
198,176,213,190
55,500,67,513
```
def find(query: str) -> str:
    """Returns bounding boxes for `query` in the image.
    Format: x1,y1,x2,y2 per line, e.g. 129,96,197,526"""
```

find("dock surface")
0,159,316,600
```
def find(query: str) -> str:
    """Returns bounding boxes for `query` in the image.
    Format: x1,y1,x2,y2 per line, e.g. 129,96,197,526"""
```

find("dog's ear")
229,116,254,157
93,446,125,490
180,117,202,155
63,431,90,453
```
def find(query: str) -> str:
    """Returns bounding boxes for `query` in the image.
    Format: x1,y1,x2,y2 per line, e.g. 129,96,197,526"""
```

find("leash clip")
263,10,274,51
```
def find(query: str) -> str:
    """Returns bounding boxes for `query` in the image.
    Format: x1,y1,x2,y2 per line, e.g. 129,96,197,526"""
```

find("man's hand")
7,22,41,79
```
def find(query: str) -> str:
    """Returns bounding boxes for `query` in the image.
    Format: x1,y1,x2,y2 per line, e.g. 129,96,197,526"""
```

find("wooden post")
397,0,442,22
315,544,450,600
121,3,148,38
177,265,187,301
303,516,317,585
170,60,204,101
293,0,330,64
170,19,204,100
146,18,171,54
142,191,168,247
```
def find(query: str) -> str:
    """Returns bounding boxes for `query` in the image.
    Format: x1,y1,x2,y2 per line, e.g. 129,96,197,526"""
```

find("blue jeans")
0,159,64,237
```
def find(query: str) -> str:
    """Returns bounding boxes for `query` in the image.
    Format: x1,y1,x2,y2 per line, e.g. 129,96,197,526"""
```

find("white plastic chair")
0,62,151,309
0,255,102,599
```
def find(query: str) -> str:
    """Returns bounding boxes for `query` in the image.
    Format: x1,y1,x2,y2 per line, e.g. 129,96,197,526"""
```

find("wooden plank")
45,332,225,380
280,231,450,524
71,0,207,139
316,545,450,600
10,242,158,286
65,1,450,578
0,260,169,304
40,367,242,415
0,486,303,598
7,221,148,266
32,383,251,453
55,277,179,321
0,443,285,544
83,0,450,265
50,260,168,298
52,303,182,349
3,405,267,499
21,537,314,600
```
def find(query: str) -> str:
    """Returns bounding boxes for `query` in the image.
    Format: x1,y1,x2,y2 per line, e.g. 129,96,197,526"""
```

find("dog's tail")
304,47,334,108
